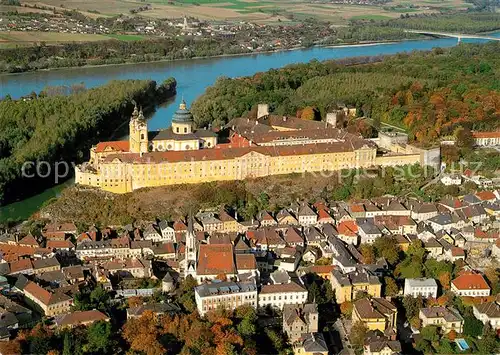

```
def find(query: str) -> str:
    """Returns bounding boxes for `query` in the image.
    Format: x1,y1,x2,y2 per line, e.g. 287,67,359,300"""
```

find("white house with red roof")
451,273,490,297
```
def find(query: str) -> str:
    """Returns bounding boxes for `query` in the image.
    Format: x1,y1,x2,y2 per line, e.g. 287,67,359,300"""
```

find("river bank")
0,38,414,78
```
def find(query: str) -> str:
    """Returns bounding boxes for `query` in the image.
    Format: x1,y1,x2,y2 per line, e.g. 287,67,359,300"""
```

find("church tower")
172,100,194,135
129,105,148,154
184,213,197,279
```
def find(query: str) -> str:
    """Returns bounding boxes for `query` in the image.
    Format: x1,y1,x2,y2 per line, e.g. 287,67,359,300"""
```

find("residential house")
54,310,109,328
23,281,72,316
258,211,277,227
194,280,257,316
102,258,152,278
303,227,325,247
42,223,77,240
235,254,259,279
8,259,34,276
293,333,328,355
364,338,402,355
152,242,176,260
276,209,299,226
282,303,319,343
337,220,358,245
219,210,241,233
298,204,318,226
302,248,320,264
473,301,500,330
331,268,381,303
384,200,411,216
451,273,490,297
199,213,223,233
424,238,443,258
33,257,60,274
283,228,304,247
259,281,308,311
158,220,175,242
316,209,335,225
143,224,163,242
352,298,397,332
419,307,464,333
46,240,75,255
357,219,382,244
404,278,438,298
440,175,462,186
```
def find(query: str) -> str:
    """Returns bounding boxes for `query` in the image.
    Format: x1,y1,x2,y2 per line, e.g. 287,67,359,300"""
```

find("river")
0,34,498,222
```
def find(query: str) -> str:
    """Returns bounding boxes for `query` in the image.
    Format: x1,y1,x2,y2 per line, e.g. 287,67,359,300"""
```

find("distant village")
0,10,335,51
0,184,499,353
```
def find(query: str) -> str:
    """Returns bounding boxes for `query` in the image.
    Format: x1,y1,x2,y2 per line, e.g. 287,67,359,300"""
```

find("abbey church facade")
75,102,426,194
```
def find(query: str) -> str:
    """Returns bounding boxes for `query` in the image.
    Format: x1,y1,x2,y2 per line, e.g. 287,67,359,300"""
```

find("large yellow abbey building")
75,103,428,194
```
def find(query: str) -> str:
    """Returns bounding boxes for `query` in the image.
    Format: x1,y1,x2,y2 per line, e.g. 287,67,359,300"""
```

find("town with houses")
0,10,334,51
0,183,499,353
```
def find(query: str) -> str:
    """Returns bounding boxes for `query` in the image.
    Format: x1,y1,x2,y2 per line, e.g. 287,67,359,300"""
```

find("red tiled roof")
235,254,257,270
18,235,39,247
9,258,33,273
472,131,500,139
318,209,333,221
337,221,358,236
155,242,175,254
173,220,187,231
451,247,465,257
56,310,109,327
47,240,75,249
350,204,365,213
24,281,71,306
476,191,496,201
197,244,236,275
452,273,490,290
306,265,335,274
103,141,374,165
95,140,129,153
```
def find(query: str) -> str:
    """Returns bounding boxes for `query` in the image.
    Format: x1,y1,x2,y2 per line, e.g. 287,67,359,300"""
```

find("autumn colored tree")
0,340,22,355
300,106,319,120
438,272,451,290
384,277,399,297
359,244,375,264
207,310,243,355
340,301,353,316
437,294,451,306
127,296,143,308
447,329,457,341
122,311,165,355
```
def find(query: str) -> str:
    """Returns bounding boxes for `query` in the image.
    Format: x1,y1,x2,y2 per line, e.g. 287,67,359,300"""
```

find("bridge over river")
405,30,500,42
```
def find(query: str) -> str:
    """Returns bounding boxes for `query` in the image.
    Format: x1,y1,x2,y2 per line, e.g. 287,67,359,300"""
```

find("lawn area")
106,34,146,41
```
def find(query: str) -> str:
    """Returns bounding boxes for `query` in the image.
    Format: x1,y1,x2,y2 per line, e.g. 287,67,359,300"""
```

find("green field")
350,14,393,20
106,34,145,41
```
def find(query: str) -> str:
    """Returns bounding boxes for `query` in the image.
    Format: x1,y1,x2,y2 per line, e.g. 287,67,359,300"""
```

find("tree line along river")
0,34,498,222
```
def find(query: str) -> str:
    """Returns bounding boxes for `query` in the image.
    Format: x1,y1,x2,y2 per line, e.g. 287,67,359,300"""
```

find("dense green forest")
0,78,176,205
382,12,500,33
191,42,500,143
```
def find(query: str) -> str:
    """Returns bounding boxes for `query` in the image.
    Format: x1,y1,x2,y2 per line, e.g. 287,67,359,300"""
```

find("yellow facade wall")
76,147,378,194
